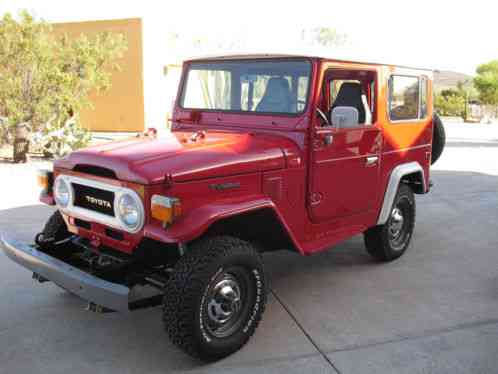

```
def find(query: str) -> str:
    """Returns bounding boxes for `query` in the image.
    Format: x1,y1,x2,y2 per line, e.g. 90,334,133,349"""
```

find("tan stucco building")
53,18,148,132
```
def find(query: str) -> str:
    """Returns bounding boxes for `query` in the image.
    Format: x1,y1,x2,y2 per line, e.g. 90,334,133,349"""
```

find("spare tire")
431,114,446,165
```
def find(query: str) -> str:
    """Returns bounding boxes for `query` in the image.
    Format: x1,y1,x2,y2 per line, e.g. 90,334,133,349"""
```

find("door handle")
323,134,334,145
365,156,379,167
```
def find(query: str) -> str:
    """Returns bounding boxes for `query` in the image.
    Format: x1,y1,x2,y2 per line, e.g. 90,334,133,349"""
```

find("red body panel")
50,56,433,256
55,131,288,184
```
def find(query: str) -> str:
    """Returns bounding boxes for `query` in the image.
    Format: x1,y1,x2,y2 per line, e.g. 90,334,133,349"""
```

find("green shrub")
435,92,466,117
0,10,127,160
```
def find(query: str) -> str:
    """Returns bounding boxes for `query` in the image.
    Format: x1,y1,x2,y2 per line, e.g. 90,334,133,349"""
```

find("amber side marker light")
37,169,53,192
151,195,182,226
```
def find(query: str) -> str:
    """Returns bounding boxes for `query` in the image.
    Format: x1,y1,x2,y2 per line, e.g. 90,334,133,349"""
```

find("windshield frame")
178,57,314,118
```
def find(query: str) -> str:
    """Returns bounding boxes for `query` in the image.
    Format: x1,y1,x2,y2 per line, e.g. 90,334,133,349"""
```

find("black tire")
163,236,267,361
364,184,415,262
431,114,446,165
35,210,71,249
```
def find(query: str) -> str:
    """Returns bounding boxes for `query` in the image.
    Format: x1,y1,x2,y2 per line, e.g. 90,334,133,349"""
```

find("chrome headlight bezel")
115,190,145,233
54,176,72,208
54,174,145,234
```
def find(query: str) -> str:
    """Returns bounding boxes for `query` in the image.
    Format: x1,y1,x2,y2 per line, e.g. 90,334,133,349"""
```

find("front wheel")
364,184,415,261
162,236,267,361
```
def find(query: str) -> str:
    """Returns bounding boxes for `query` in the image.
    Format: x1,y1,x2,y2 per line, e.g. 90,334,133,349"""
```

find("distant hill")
434,70,473,92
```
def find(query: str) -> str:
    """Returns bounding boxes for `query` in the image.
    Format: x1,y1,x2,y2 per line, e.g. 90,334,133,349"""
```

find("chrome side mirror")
331,106,359,129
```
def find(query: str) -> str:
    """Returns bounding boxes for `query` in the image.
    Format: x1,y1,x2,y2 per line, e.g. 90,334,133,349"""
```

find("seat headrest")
266,78,291,97
333,83,363,106
256,77,292,113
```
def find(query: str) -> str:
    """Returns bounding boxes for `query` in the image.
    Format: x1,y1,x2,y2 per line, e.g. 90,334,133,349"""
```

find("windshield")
180,60,311,115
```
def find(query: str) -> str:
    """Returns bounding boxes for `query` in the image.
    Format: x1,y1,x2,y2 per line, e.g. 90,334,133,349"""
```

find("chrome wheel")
389,207,404,239
207,276,242,325
204,267,250,339
388,198,411,251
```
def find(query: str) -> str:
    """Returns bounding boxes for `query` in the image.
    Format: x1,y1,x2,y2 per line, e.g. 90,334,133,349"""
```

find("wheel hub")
389,207,404,238
207,276,242,325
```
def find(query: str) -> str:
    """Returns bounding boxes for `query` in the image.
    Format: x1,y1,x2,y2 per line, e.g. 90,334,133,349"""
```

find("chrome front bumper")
0,235,130,312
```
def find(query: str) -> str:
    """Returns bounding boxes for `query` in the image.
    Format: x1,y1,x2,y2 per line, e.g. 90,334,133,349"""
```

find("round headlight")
54,177,70,207
117,193,142,229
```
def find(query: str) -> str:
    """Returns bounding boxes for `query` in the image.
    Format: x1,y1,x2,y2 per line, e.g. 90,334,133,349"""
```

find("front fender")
143,195,300,249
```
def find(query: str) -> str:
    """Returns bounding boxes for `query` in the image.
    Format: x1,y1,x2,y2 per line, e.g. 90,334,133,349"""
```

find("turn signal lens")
151,195,182,225
37,169,52,191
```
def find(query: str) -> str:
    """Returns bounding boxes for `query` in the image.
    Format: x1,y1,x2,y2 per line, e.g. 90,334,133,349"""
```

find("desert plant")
0,10,128,159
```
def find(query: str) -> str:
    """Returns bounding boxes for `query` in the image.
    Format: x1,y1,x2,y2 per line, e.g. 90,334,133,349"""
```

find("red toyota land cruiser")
1,54,445,361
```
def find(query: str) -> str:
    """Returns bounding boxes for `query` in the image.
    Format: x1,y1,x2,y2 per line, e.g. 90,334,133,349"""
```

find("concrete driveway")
1,123,498,373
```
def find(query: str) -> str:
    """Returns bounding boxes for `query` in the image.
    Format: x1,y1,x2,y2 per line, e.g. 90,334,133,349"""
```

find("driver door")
309,73,382,223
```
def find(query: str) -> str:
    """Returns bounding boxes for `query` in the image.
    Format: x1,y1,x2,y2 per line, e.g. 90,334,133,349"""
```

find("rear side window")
420,76,428,119
389,75,420,121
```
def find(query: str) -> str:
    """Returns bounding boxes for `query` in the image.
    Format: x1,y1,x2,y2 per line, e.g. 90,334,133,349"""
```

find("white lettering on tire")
243,269,262,334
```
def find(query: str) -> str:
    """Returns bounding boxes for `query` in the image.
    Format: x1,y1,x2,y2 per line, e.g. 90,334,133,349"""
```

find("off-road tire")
364,184,415,261
431,113,446,165
35,210,71,249
162,236,267,361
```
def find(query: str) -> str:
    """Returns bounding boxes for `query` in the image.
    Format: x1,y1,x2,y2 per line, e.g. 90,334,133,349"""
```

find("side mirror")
331,106,359,129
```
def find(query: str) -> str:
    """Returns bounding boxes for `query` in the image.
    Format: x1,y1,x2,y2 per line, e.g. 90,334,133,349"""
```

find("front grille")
72,183,115,216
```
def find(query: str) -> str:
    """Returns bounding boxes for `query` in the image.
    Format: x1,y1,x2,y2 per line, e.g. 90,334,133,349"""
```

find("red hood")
55,131,288,184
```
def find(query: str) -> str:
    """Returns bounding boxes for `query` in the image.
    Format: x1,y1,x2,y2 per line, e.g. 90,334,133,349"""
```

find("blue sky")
0,0,495,75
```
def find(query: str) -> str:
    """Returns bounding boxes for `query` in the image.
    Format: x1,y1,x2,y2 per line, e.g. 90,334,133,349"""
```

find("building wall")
53,18,144,132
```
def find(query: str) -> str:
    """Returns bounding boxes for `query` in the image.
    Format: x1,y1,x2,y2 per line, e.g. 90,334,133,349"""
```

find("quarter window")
389,75,420,121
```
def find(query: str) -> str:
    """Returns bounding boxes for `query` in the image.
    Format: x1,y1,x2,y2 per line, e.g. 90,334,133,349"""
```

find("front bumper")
0,234,130,312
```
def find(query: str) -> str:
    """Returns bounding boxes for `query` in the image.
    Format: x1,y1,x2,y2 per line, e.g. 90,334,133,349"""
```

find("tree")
0,12,54,146
300,27,348,48
0,11,128,158
474,60,498,117
435,90,466,117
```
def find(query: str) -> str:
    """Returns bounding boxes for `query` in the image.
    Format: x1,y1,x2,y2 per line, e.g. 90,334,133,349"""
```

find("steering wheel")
316,107,330,126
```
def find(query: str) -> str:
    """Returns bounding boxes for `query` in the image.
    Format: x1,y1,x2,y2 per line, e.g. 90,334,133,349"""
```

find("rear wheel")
364,184,415,261
162,236,267,361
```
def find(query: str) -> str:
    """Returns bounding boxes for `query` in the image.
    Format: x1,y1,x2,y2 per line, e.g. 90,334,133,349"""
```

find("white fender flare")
377,162,426,225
